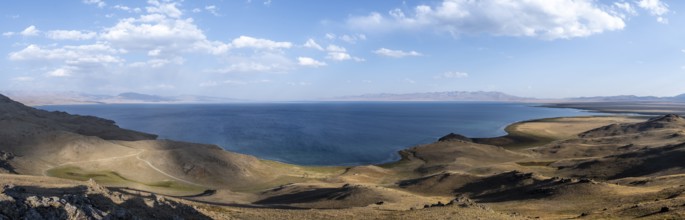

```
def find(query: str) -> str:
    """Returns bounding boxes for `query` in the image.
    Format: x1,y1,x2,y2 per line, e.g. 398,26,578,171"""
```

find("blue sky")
1,0,683,100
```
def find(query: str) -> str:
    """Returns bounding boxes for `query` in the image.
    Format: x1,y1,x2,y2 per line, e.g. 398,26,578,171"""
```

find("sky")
1,0,684,100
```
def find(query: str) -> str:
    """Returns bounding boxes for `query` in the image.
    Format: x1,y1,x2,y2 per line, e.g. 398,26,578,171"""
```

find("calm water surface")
40,102,599,165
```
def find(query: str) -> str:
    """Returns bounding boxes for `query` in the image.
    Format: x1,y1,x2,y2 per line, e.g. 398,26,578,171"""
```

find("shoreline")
540,102,685,115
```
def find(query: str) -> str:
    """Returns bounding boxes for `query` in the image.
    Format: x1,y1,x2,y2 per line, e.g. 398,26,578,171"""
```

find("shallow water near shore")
40,102,600,166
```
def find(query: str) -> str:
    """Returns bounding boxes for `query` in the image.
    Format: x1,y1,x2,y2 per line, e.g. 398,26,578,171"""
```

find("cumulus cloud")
20,25,40,36
374,48,422,58
10,44,123,78
614,2,637,16
146,0,182,18
46,30,97,40
9,44,122,63
339,34,366,44
637,0,669,23
231,36,292,50
2,32,14,37
7,0,303,88
325,44,364,61
297,57,326,67
434,71,468,79
113,5,142,13
99,8,233,56
347,0,626,40
303,38,323,50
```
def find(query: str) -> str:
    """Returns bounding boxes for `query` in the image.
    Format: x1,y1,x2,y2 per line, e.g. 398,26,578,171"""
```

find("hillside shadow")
610,144,685,179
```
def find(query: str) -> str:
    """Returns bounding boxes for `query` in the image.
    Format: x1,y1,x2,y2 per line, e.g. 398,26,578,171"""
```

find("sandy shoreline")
542,101,685,115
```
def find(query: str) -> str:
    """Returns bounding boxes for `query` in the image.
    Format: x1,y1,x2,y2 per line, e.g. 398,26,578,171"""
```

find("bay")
40,102,597,166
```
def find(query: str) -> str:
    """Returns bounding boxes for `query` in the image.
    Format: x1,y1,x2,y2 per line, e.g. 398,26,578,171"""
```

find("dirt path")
43,148,204,187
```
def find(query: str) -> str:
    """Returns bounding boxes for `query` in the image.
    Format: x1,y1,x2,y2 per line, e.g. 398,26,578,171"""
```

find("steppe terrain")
1,93,684,219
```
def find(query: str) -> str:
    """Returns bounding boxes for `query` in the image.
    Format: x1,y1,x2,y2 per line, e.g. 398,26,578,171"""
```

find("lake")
40,102,598,166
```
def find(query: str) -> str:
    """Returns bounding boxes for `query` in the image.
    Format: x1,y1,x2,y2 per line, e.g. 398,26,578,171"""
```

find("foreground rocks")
0,179,210,220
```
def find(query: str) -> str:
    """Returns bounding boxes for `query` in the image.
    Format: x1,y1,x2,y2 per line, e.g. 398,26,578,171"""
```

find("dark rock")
375,201,384,205
659,207,670,213
438,133,472,142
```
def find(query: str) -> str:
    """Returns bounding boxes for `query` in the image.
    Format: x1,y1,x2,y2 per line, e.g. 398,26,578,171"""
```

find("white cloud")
213,60,290,73
404,78,416,84
10,44,123,78
20,25,40,36
205,5,220,16
129,57,183,68
2,32,14,37
99,12,230,55
9,44,122,63
637,0,669,23
339,34,366,44
46,30,97,40
324,44,364,61
325,33,336,40
374,48,422,58
192,8,201,13
638,0,669,16
297,57,327,67
303,38,323,50
435,71,468,79
326,44,346,52
614,2,637,16
347,0,626,40
146,0,182,18
231,36,292,50
48,67,73,77
83,0,106,8
114,5,141,13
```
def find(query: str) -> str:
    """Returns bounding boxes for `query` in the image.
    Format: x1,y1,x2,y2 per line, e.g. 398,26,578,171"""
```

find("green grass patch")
46,166,206,193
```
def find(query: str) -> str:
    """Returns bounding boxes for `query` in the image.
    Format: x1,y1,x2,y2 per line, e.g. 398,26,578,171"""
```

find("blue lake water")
40,102,598,166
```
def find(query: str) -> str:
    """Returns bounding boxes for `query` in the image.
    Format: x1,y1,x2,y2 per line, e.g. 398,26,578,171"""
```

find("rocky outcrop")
438,133,472,142
0,151,16,174
0,180,210,220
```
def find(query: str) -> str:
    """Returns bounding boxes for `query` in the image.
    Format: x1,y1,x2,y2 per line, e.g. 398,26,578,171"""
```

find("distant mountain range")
328,91,534,102
1,91,240,106
566,94,685,102
4,90,685,106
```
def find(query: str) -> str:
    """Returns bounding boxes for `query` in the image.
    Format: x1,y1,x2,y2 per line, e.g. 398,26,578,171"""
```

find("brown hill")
579,114,685,138
553,143,685,180
0,94,156,143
